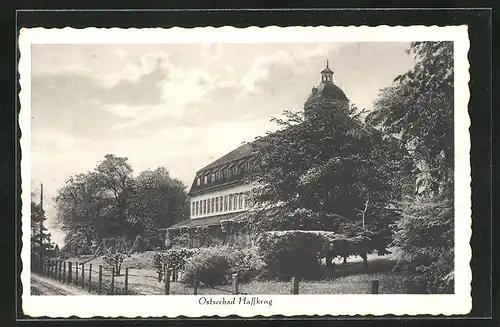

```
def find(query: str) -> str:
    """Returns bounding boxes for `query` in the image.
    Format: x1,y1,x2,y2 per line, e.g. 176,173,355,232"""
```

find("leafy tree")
31,201,52,259
130,167,189,248
367,41,454,293
248,97,408,257
367,41,454,195
55,155,190,254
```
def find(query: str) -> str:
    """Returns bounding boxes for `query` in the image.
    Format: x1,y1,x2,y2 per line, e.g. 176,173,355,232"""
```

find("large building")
166,61,350,247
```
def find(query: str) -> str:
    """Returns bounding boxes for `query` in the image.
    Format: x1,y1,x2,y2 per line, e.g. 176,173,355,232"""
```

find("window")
234,194,239,209
224,195,228,211
211,198,215,213
197,178,201,186
241,194,246,208
203,199,207,214
215,197,219,212
191,202,195,216
211,173,215,182
195,201,199,216
228,195,233,210
203,175,208,184
238,193,243,209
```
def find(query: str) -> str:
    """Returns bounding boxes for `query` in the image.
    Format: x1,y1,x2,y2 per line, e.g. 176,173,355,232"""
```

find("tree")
130,167,190,248
367,41,454,195
367,41,454,293
31,201,52,260
248,97,408,257
55,155,190,254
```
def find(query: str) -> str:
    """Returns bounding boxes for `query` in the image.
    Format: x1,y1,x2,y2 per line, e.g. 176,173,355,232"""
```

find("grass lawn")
60,248,411,295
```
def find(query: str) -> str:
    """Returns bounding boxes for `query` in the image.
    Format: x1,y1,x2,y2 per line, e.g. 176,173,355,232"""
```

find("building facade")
166,61,350,248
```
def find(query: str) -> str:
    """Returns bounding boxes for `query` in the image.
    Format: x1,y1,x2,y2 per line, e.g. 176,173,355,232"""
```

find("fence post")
111,268,115,295
88,264,92,292
68,262,73,283
164,268,171,295
81,263,85,289
124,268,129,295
58,261,62,281
291,277,299,295
232,273,239,295
75,262,79,285
371,280,379,294
63,262,67,283
193,271,198,295
98,265,102,295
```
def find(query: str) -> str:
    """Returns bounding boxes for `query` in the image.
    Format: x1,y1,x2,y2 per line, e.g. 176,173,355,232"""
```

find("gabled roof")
198,142,257,173
187,142,260,196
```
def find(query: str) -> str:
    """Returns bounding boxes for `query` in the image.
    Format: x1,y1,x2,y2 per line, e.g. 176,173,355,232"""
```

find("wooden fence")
34,259,381,295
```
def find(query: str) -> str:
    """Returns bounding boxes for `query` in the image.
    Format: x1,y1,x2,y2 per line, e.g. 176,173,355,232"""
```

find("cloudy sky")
30,42,415,245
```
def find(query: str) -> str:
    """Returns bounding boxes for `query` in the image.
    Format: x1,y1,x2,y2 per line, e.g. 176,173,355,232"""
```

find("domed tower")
304,60,350,117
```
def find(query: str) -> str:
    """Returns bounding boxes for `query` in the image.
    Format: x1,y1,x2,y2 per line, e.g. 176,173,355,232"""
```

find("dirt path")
31,274,90,295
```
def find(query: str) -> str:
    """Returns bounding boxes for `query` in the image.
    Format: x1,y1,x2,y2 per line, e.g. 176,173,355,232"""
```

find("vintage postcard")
19,25,471,317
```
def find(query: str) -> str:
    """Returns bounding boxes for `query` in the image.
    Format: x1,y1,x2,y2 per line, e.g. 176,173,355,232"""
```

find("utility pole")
39,183,44,263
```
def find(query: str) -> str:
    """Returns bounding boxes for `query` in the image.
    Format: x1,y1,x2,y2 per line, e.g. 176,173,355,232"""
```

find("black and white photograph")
19,26,471,317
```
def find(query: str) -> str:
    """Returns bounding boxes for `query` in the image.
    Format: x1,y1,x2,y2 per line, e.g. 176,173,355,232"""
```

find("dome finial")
326,58,329,69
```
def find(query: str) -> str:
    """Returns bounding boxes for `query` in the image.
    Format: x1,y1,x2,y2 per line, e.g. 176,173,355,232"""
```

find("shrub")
103,253,126,276
229,247,266,283
182,247,232,287
256,230,377,280
256,231,325,280
153,248,198,282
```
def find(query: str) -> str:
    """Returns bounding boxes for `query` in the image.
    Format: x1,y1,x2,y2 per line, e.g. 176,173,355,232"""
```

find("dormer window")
203,175,208,184
211,173,215,182
197,178,201,186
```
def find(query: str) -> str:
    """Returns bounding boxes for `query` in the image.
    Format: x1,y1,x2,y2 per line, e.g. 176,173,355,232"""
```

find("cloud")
99,50,170,88
240,50,294,95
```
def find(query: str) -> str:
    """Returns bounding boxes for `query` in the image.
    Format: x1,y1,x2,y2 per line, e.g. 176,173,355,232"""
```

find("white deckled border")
19,25,471,318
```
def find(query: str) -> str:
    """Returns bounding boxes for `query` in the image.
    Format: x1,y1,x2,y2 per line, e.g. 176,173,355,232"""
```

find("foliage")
31,201,52,258
130,235,148,254
255,230,325,280
247,97,408,255
153,248,199,282
367,41,454,195
182,247,233,287
391,192,454,293
103,253,126,276
228,247,266,283
179,246,266,287
130,167,190,248
256,230,384,280
368,42,455,293
55,154,189,255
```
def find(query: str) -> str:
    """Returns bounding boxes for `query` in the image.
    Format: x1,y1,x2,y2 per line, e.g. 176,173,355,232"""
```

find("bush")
256,230,377,280
182,247,232,287
181,246,266,287
256,231,325,280
153,248,198,282
103,253,126,276
229,247,266,283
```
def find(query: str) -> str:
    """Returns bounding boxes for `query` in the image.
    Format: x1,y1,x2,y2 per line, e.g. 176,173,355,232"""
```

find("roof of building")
198,142,257,173
321,66,334,74
167,211,248,230
306,81,349,103
187,142,259,196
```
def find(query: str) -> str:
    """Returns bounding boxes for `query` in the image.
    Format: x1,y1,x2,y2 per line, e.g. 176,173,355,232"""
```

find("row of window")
196,159,260,187
191,193,248,217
